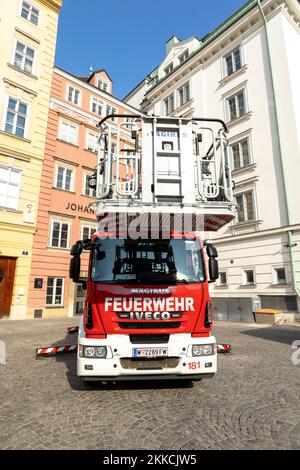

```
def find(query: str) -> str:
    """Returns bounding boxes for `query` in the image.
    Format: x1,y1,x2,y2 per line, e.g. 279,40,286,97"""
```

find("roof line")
128,0,259,99
53,65,143,114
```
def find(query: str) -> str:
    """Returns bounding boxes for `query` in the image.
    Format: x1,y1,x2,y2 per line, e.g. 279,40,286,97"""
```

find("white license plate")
133,347,168,358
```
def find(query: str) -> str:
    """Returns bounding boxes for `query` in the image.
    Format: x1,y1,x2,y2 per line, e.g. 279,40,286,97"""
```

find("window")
50,220,70,248
106,105,117,121
5,98,28,138
243,269,255,286
224,47,242,77
14,41,35,74
179,50,189,65
86,132,98,153
67,86,80,105
59,120,78,145
235,191,255,223
83,173,96,198
111,142,117,155
46,278,64,306
125,117,134,129
274,268,287,285
219,272,227,286
231,138,250,170
81,225,97,241
55,165,74,191
21,1,40,26
97,79,108,92
0,167,21,209
164,63,173,76
226,90,246,122
75,283,85,315
91,97,103,115
91,238,205,283
178,82,190,107
164,94,174,116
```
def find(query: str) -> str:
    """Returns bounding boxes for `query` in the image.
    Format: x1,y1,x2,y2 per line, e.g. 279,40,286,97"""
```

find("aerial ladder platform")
90,115,236,233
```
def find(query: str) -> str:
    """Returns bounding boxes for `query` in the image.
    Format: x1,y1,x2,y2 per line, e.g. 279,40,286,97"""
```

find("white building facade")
125,0,300,322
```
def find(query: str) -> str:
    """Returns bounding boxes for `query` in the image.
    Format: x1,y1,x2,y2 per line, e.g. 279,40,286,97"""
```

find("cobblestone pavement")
0,318,300,450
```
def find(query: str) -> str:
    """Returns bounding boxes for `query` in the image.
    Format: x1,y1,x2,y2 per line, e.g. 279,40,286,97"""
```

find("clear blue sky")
55,0,248,99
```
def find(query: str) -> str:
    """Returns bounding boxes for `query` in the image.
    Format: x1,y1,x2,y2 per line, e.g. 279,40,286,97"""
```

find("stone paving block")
0,318,300,449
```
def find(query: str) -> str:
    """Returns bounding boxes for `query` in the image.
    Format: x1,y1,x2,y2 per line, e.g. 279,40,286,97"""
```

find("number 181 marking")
188,362,200,370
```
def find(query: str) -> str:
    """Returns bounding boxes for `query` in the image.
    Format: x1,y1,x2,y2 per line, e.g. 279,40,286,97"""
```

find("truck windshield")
91,238,205,284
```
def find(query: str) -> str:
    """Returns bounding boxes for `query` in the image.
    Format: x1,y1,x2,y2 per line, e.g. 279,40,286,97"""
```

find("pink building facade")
28,67,138,318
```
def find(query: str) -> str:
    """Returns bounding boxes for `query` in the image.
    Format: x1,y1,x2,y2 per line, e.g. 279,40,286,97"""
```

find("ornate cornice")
143,0,300,107
37,0,63,13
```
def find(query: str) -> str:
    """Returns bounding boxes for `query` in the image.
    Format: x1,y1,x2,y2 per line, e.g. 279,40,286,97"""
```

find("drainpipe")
257,0,300,303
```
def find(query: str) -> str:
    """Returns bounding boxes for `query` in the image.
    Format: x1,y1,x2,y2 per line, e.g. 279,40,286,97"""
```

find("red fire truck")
70,115,235,383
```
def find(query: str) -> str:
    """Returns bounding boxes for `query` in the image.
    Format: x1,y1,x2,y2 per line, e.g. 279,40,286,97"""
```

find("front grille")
119,322,181,330
129,334,170,344
117,312,183,319
120,357,179,370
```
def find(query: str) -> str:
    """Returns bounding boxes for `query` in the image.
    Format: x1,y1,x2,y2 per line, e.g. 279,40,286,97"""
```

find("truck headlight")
192,344,214,356
80,346,107,358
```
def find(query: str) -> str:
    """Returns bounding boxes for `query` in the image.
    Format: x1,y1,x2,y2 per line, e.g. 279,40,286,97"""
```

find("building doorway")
0,257,16,318
212,297,255,323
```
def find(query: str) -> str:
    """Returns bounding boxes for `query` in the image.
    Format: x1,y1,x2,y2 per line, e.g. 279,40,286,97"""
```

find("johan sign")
66,202,95,215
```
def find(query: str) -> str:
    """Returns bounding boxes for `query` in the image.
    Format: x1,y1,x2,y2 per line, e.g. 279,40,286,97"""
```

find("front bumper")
77,324,217,381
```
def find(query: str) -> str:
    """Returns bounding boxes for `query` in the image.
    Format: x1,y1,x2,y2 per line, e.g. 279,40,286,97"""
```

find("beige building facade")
0,0,63,319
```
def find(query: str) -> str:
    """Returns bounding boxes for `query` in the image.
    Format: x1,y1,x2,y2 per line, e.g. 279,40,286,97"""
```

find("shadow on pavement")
50,331,194,392
241,325,300,345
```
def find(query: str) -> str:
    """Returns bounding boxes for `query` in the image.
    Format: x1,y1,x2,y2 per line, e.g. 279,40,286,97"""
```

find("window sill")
239,284,257,289
7,63,38,80
227,112,253,128
269,283,290,288
67,100,82,108
47,246,70,251
81,194,96,199
169,98,195,117
45,306,65,309
0,130,31,143
215,285,228,288
84,148,97,154
230,219,263,229
232,163,257,176
219,65,248,87
56,138,79,148
52,187,76,194
0,206,23,213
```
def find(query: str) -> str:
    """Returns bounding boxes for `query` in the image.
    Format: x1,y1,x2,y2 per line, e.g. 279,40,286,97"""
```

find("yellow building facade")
0,0,63,319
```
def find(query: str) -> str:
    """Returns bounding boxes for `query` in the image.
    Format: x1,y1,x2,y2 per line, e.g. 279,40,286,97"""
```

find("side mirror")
209,257,219,283
70,241,83,256
206,244,218,258
69,255,81,282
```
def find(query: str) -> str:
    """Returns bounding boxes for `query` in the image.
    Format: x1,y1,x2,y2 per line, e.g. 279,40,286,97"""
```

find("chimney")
166,36,181,55
89,64,94,76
